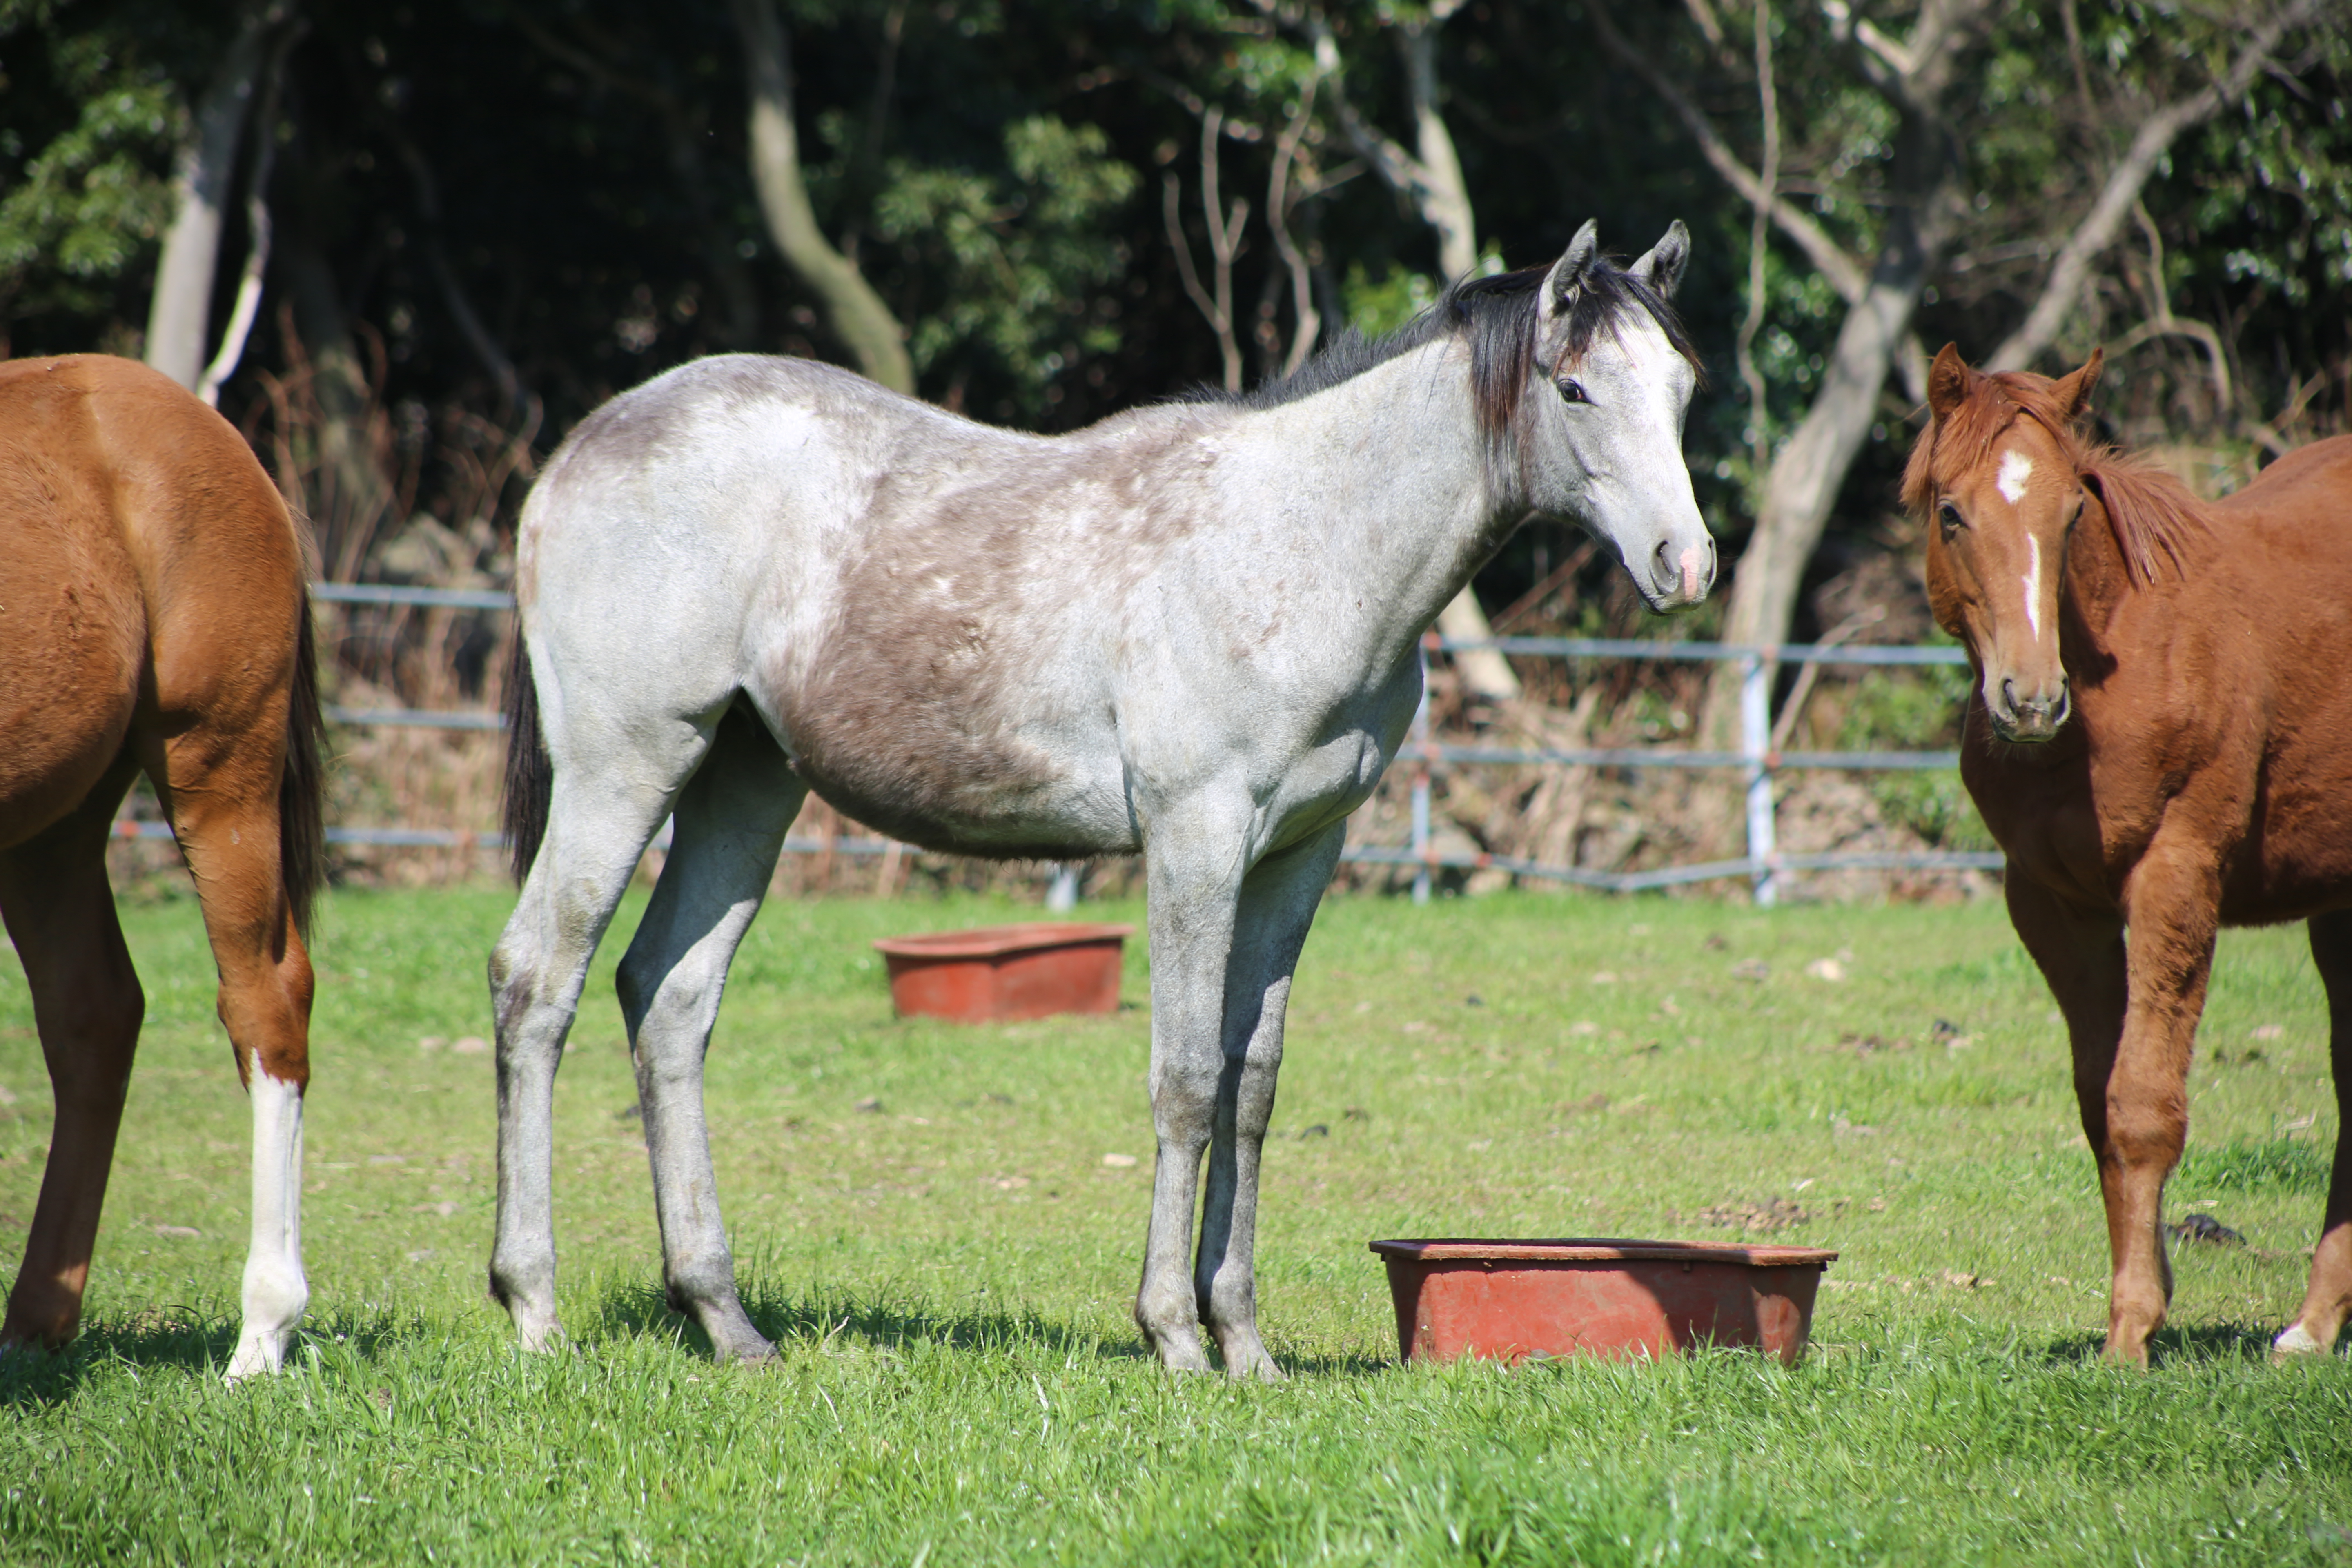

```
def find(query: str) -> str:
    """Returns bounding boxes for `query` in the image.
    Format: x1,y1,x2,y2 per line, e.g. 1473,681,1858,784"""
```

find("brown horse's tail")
501,635,552,884
280,589,328,937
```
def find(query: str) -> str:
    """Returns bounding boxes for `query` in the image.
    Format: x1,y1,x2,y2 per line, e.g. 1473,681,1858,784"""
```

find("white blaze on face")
2024,533,2044,643
1996,448,2034,504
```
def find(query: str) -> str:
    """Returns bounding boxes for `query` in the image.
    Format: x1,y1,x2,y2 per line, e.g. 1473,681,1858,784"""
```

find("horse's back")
0,356,304,847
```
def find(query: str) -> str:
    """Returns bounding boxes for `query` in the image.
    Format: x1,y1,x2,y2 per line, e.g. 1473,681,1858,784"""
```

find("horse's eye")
1938,500,1965,536
1557,379,1587,405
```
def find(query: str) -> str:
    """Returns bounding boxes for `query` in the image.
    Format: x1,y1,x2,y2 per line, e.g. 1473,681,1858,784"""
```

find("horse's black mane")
1192,256,1701,437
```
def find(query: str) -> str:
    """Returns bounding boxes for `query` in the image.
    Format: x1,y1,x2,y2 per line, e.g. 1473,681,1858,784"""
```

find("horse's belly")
783,697,1136,861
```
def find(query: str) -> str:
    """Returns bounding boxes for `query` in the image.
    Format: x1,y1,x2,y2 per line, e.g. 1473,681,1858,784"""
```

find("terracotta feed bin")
872,922,1134,1022
1370,1238,1838,1367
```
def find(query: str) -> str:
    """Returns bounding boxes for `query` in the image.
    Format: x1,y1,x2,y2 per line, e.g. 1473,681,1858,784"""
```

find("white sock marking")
1997,448,2034,503
2023,534,2044,643
226,1071,308,1383
2274,1322,2325,1356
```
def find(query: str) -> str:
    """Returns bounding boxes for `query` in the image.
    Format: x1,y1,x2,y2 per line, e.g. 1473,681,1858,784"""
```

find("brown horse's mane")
1901,370,2207,587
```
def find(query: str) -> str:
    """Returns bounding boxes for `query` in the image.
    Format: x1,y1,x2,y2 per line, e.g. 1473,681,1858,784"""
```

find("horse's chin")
1989,714,2065,745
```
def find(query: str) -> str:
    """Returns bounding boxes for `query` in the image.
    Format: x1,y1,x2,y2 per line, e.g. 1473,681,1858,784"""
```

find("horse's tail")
279,588,328,938
501,635,552,884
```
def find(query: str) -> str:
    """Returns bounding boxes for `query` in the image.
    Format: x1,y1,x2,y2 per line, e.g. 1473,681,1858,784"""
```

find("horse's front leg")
2278,909,2352,1356
1133,799,1254,1375
1192,821,1347,1382
2098,846,2222,1363
2007,873,2134,1340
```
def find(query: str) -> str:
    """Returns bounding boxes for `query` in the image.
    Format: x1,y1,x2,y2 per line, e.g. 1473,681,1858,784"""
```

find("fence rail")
187,581,1997,900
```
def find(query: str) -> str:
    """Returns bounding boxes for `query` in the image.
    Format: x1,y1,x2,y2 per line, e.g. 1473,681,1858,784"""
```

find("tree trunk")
1325,10,1517,700
1400,23,1477,284
731,0,915,394
1699,0,1988,748
146,7,287,388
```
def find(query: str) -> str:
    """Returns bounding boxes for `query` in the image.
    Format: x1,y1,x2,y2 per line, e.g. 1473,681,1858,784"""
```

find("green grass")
1,884,2347,1565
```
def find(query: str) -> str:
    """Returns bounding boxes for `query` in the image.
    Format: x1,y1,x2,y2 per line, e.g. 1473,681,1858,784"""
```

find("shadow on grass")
578,1278,1394,1377
0,1304,425,1408
2037,1321,2311,1367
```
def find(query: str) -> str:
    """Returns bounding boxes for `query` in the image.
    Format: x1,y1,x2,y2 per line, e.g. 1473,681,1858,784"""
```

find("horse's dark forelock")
1208,256,1703,443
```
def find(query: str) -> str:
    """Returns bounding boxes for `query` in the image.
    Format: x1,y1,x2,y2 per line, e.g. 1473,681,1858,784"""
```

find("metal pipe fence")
116,584,1997,900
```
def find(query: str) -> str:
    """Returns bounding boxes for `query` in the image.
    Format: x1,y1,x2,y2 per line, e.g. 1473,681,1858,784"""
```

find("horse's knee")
2105,1090,2187,1175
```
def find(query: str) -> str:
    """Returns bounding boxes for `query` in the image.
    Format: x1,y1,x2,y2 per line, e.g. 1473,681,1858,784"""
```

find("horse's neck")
1218,344,1512,654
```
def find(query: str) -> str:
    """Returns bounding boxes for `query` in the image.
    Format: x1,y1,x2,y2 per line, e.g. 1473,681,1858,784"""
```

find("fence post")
1740,649,1778,908
1411,641,1433,905
1045,863,1079,912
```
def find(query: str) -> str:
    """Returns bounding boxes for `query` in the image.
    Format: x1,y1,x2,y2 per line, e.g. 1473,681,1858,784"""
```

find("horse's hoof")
222,1334,286,1384
713,1335,778,1366
2273,1323,2328,1360
1214,1330,1285,1382
514,1315,568,1354
1149,1333,1215,1375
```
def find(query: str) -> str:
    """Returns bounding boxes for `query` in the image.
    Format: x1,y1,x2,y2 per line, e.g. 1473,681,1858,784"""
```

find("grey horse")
489,220,1714,1378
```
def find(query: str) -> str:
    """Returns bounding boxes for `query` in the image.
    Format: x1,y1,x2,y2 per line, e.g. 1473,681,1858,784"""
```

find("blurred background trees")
5,0,2345,888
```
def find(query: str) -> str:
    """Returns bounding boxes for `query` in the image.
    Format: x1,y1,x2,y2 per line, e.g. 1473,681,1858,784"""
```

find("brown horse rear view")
1912,342,2352,1363
0,354,323,1380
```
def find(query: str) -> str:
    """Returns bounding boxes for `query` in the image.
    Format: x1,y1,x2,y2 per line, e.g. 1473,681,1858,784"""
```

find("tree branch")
1735,0,1781,469
196,19,302,407
1987,0,2330,372
146,3,294,389
1164,108,1248,393
731,0,914,392
1588,2,1868,305
1267,65,1324,376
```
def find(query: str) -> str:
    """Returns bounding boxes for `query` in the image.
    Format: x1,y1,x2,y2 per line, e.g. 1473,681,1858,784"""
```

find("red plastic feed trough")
1370,1238,1838,1366
872,922,1134,1022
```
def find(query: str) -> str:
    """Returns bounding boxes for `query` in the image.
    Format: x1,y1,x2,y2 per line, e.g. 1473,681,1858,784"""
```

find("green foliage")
1837,664,1995,853
2179,1137,2334,1197
871,116,1137,416
0,27,178,325
1341,261,1439,337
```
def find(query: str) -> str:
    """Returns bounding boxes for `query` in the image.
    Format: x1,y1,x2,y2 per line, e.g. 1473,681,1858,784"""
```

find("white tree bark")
732,0,915,394
1697,0,1992,744
146,7,286,389
1315,7,1519,701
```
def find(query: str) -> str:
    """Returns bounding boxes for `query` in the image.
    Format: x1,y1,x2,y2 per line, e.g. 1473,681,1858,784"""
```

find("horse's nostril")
2000,677,2018,714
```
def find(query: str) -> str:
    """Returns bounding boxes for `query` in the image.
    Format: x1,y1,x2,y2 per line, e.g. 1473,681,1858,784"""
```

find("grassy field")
0,881,2346,1565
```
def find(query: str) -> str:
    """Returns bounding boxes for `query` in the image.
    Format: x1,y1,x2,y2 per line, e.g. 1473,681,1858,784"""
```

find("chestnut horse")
0,354,324,1380
1911,343,2352,1363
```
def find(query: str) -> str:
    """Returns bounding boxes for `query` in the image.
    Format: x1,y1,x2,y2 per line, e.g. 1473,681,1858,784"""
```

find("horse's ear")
1541,220,1601,319
2051,348,2103,421
1630,220,1690,300
1927,343,1974,420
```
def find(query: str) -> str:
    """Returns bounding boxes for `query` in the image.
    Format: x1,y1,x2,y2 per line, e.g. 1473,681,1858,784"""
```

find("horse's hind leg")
156,731,318,1380
612,706,800,1363
1191,821,1347,1382
0,754,144,1349
2279,909,2352,1356
489,746,684,1350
